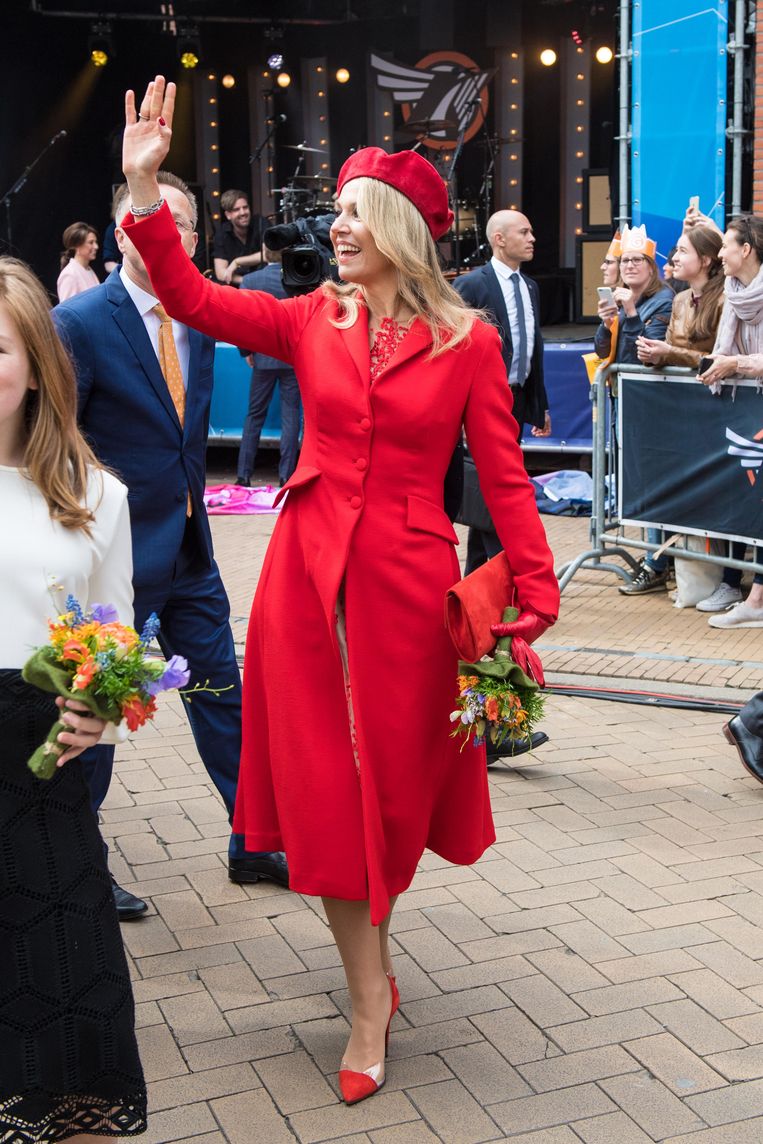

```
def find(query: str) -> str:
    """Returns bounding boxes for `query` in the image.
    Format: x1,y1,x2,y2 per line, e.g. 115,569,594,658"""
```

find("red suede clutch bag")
445,551,515,663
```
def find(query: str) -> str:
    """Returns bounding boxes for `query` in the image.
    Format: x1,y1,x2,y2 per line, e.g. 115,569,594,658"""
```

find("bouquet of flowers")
22,597,191,780
450,606,546,751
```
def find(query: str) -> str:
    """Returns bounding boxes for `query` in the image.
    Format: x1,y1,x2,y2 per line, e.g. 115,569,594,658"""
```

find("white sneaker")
708,601,763,628
696,583,744,612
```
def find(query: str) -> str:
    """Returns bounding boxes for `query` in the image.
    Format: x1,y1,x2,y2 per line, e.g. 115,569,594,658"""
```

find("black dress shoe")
486,730,550,767
724,717,763,783
235,476,251,487
228,851,289,888
111,877,148,921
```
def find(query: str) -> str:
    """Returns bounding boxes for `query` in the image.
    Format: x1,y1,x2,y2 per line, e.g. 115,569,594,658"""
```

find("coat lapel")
106,271,182,437
340,304,371,385
184,327,202,441
484,264,512,353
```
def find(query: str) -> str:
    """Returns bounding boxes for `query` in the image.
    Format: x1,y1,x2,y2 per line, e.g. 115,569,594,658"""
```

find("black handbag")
456,454,495,533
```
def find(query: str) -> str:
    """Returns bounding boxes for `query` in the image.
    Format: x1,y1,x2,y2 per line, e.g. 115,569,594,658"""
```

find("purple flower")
147,655,191,696
91,602,120,624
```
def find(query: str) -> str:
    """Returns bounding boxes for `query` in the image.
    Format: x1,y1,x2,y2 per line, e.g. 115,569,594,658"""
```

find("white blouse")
0,466,133,669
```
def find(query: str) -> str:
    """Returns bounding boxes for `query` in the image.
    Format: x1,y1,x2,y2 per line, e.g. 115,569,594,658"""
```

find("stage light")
178,25,201,69
540,49,557,67
268,52,284,70
336,67,350,84
222,74,236,89
276,71,291,88
596,46,614,64
88,21,113,67
571,29,583,46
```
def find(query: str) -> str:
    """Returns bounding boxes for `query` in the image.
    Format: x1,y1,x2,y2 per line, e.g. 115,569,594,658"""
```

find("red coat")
124,206,560,924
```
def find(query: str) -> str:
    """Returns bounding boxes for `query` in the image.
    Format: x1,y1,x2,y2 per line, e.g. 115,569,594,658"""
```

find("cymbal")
399,118,456,136
283,143,328,153
291,173,338,184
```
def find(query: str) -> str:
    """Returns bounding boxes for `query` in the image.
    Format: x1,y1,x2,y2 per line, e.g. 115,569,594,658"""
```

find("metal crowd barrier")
557,361,763,592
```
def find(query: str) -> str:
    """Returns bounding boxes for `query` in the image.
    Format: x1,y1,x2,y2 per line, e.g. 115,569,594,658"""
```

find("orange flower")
61,639,89,664
485,696,499,722
122,694,157,731
72,658,99,690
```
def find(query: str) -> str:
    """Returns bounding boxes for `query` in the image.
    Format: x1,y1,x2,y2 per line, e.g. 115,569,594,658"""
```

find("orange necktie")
153,303,191,516
153,303,186,426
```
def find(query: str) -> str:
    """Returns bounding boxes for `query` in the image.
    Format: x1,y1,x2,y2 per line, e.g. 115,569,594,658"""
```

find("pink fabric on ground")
203,484,282,515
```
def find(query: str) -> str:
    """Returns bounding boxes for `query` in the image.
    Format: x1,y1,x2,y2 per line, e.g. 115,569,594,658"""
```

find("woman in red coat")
122,76,559,1104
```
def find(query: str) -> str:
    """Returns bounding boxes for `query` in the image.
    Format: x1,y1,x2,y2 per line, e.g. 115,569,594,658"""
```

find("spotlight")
571,29,583,46
88,20,113,67
178,25,201,69
539,49,557,66
595,46,614,64
335,67,350,84
221,74,236,89
276,71,291,88
268,52,284,70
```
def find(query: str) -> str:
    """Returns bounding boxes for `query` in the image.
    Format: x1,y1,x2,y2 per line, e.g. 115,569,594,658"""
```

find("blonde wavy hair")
0,257,100,531
322,176,482,357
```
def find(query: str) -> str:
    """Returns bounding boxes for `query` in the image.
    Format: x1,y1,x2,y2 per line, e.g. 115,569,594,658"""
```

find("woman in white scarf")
697,215,763,628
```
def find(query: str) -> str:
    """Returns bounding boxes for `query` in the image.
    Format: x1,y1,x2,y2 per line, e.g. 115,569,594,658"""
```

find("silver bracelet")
131,197,165,217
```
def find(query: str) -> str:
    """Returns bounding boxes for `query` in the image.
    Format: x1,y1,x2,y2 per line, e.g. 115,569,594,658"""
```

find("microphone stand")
1,131,66,254
447,120,469,276
249,118,279,224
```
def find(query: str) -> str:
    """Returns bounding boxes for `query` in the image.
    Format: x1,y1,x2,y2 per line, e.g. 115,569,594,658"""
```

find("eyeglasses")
620,256,646,265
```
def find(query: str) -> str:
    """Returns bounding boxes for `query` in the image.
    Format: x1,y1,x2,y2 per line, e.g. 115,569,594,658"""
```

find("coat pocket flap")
406,495,459,544
273,466,322,507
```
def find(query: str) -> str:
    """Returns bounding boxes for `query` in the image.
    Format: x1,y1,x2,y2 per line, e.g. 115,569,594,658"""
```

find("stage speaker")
582,168,612,233
576,235,611,323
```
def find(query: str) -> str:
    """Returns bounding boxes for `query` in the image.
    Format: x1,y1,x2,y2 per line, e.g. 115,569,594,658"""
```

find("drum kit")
268,122,493,269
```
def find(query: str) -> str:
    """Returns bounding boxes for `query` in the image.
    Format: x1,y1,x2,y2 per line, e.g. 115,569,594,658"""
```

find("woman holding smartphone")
594,224,673,366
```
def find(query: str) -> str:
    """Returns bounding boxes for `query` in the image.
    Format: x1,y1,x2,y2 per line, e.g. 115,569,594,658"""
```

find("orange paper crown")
607,230,622,258
620,223,656,260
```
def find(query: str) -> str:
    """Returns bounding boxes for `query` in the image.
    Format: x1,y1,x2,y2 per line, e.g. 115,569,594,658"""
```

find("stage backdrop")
618,374,763,547
631,1,728,265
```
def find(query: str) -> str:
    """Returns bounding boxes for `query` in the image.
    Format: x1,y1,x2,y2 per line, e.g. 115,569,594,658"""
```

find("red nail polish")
158,116,166,126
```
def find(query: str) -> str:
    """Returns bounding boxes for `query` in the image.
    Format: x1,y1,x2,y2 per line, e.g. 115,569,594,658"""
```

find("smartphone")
698,355,713,375
597,286,615,306
689,195,700,212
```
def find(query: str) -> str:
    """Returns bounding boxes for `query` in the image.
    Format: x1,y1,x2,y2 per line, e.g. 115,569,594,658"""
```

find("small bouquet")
22,597,191,780
450,606,546,751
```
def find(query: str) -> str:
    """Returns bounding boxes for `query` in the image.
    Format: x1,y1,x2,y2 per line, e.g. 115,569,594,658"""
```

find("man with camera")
236,243,302,488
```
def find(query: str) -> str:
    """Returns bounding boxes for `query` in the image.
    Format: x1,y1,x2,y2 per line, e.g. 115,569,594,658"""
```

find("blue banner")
631,2,728,266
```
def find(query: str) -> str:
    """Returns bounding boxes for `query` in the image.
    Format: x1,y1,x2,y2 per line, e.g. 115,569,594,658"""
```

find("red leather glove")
491,611,553,686
490,611,551,645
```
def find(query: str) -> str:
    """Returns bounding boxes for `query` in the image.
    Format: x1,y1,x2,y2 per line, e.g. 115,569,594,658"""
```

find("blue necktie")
510,272,528,387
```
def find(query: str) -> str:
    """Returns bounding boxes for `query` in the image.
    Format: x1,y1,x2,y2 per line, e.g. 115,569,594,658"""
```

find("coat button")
359,416,371,430
349,495,362,509
355,457,367,471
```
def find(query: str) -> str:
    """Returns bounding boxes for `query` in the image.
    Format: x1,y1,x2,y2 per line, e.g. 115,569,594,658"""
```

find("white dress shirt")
490,256,536,385
119,266,191,389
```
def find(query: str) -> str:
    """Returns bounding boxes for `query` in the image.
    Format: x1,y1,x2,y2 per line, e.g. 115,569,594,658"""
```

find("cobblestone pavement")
109,456,763,1143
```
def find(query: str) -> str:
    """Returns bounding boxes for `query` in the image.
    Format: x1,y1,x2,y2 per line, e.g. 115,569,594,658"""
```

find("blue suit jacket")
53,269,216,589
454,262,548,429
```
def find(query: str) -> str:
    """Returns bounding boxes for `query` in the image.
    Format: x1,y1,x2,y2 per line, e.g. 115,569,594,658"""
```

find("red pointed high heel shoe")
338,973,400,1105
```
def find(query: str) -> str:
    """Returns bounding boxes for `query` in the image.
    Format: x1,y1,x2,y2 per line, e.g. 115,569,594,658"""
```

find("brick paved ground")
108,454,763,1143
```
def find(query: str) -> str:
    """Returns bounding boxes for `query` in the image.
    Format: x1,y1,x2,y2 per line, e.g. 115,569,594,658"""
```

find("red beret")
337,147,454,240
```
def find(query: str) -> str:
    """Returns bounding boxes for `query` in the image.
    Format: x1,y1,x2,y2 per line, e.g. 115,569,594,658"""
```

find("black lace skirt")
0,671,147,1141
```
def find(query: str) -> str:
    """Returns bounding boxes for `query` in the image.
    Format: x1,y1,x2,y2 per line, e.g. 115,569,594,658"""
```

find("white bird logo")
370,52,491,142
726,426,763,487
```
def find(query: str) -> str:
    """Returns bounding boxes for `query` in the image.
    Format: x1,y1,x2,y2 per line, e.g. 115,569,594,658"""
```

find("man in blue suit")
453,209,551,572
236,246,301,488
53,172,288,918
454,209,551,764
